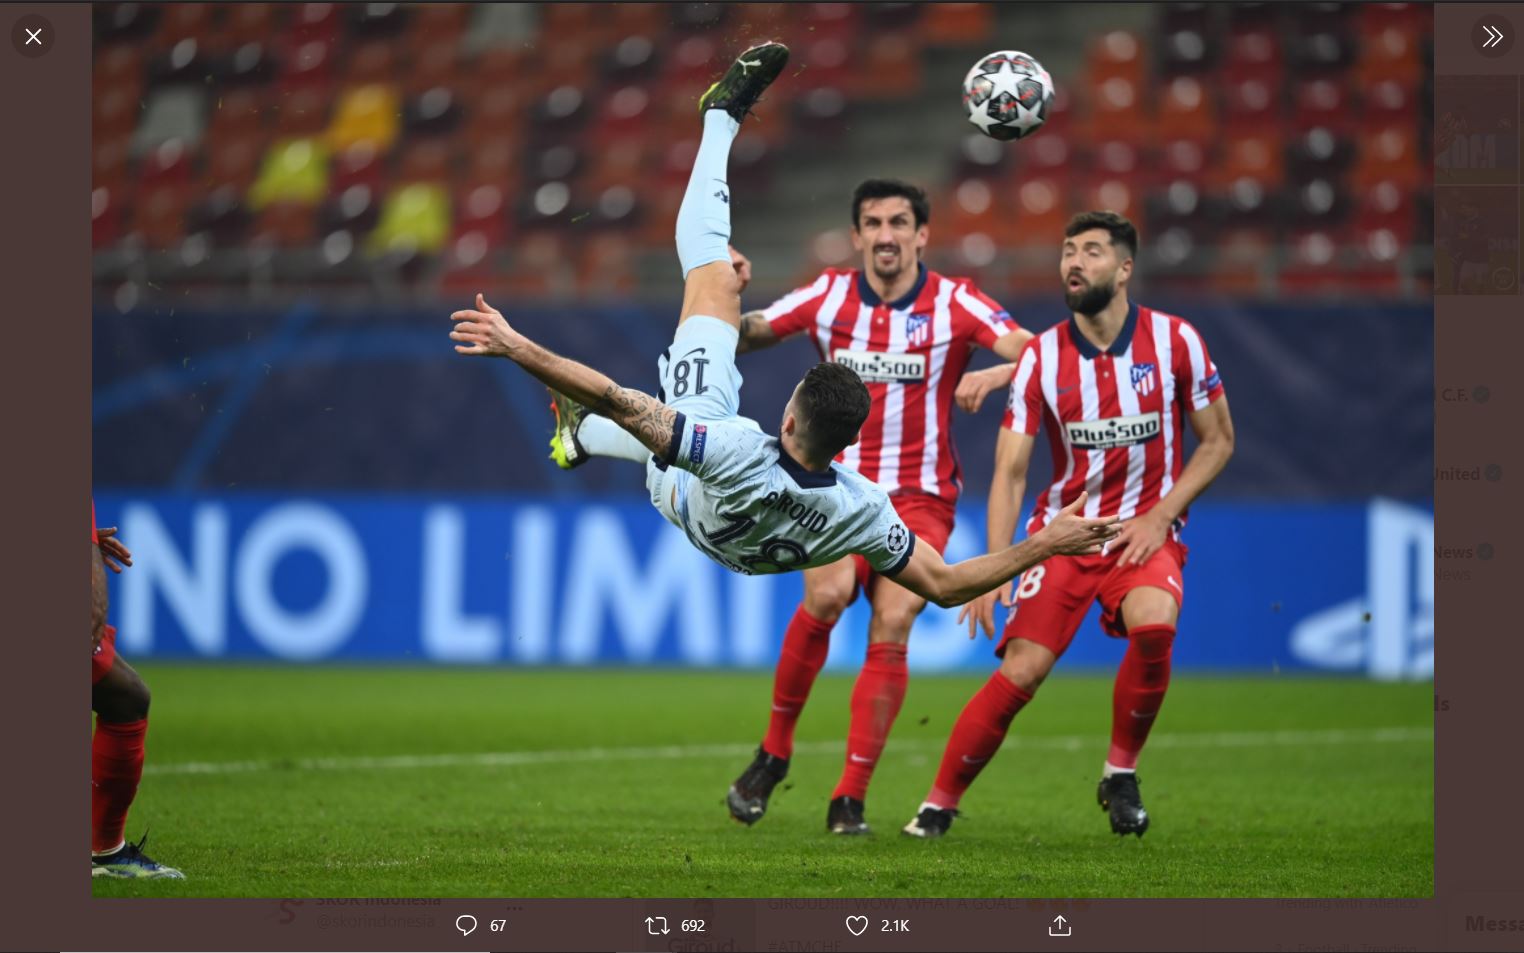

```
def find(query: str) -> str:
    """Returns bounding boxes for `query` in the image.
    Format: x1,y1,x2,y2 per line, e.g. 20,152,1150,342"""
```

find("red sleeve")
951,279,1021,350
1172,319,1224,412
760,272,835,338
1000,339,1044,436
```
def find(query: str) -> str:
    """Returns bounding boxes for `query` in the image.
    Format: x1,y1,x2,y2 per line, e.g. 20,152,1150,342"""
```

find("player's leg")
825,580,918,834
903,556,1097,839
829,495,955,833
1094,540,1185,837
677,41,789,330
727,558,857,825
91,647,182,878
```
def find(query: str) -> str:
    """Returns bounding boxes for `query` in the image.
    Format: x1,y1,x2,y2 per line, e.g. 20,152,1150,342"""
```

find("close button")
11,14,53,58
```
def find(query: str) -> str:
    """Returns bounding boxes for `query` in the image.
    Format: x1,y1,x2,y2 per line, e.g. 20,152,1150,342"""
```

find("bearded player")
92,504,182,878
902,212,1235,839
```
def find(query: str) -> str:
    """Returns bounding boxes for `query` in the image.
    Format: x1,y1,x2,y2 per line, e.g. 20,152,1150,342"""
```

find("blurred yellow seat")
247,138,329,209
327,84,401,152
368,183,451,255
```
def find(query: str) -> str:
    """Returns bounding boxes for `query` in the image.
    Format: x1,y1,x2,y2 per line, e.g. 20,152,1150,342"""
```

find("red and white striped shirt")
763,265,1020,503
1002,303,1226,536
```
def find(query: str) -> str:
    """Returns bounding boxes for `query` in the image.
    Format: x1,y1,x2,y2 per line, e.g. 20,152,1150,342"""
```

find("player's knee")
998,650,1051,696
871,602,921,643
803,580,855,622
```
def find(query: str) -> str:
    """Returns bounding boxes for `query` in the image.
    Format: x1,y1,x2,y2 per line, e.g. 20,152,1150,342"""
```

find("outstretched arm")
452,294,678,457
891,492,1119,609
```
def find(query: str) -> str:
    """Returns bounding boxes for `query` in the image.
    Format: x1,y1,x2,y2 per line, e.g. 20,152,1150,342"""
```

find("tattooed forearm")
596,385,677,457
736,311,776,354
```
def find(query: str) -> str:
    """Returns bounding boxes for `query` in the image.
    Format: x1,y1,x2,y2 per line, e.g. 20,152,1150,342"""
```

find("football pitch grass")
92,666,1432,899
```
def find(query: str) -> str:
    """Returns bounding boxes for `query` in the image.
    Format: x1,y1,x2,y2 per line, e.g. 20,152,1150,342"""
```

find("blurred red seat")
1088,31,1146,87
856,34,923,100
130,184,192,250
921,4,991,45
252,201,318,248
1292,78,1355,132
1158,77,1215,141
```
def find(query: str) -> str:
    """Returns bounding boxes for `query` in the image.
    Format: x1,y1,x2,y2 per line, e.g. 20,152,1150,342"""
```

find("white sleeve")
853,495,917,576
662,413,762,488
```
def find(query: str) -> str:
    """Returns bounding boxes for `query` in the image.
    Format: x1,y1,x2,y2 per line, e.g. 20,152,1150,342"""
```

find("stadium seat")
1159,27,1211,75
1214,133,1284,188
92,186,124,249
95,2,159,43
369,183,451,255
274,87,332,137
577,233,638,297
147,37,215,88
1159,137,1211,182
1291,77,1355,132
499,232,575,297
1158,77,1215,141
347,3,410,40
93,134,133,194
225,4,277,46
1354,178,1417,241
1089,31,1147,87
330,141,385,193
252,200,319,248
344,40,399,85
150,2,214,54
288,3,341,45
855,33,923,101
1221,26,1283,83
1351,124,1423,189
319,182,380,236
93,84,140,141
1088,76,1149,145
130,184,192,250
248,138,330,209
1221,77,1282,133
602,33,660,87
327,84,402,151
920,3,991,45
398,139,455,184
278,38,336,90
455,181,510,244
201,132,264,191
1009,177,1068,248
138,138,194,189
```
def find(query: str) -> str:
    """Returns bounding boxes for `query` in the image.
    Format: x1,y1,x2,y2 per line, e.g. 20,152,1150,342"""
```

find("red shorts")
995,537,1189,658
853,492,957,595
92,624,117,685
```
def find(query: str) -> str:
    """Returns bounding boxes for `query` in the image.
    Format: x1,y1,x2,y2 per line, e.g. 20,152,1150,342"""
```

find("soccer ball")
962,50,1056,141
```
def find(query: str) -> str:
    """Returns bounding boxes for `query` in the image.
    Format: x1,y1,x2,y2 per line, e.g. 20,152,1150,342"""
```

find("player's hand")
451,294,524,358
955,366,1009,414
1037,491,1120,557
1111,509,1172,566
729,245,752,294
957,581,1012,640
96,527,133,573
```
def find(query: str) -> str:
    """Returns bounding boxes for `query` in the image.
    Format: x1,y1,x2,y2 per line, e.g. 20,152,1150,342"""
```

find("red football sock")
832,642,909,801
1107,624,1175,770
92,717,147,854
761,606,835,759
927,673,1032,810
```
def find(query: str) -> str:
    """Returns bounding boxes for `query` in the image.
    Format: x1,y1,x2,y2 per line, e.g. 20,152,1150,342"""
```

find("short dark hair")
852,179,930,229
795,362,870,457
1065,210,1139,260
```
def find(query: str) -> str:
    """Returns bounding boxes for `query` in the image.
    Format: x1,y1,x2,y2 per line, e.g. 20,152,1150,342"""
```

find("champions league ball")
962,50,1056,141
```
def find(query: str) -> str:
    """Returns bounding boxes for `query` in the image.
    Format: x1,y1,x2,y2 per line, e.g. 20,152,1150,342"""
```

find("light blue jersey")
644,317,915,577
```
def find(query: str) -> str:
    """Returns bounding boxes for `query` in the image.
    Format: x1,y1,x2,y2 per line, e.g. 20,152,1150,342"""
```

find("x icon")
24,27,41,45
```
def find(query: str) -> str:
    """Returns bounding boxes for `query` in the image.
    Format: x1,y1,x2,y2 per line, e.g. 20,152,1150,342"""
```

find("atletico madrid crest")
906,312,931,348
1131,362,1156,396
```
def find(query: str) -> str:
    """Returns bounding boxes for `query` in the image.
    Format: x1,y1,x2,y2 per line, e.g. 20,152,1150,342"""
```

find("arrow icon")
1483,24,1504,48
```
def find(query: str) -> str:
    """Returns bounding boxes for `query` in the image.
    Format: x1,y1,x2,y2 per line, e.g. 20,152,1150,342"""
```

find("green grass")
92,666,1432,898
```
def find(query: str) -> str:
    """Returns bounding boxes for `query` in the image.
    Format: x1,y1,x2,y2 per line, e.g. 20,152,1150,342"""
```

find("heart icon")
845,916,868,936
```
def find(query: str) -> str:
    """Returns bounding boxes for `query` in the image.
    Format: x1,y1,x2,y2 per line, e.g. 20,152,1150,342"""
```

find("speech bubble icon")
456,914,478,936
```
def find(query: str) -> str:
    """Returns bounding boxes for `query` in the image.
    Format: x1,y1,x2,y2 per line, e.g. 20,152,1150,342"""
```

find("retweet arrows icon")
1483,24,1504,48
